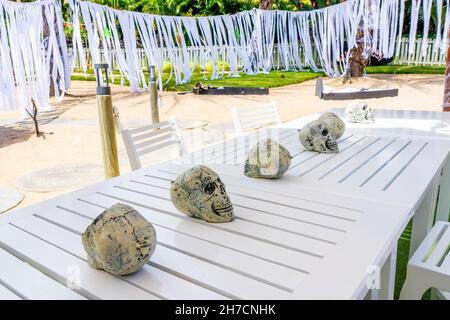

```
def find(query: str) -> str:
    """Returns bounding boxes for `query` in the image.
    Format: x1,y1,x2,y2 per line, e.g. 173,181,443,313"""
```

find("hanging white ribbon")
0,0,69,116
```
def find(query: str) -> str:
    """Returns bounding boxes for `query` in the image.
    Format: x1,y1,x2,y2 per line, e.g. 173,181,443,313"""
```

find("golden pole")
148,65,160,124
94,64,120,179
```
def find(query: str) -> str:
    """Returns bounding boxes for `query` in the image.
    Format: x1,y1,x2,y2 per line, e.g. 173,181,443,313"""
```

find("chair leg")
378,245,397,300
435,159,450,222
399,276,429,300
410,178,439,257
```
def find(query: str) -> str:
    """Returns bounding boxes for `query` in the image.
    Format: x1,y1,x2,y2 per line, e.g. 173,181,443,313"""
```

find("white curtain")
67,0,448,92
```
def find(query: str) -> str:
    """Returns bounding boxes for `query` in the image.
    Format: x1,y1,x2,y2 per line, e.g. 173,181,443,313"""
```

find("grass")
72,63,445,92
366,64,445,74
71,69,323,91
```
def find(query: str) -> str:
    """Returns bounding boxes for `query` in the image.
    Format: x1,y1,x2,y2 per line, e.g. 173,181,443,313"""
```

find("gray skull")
82,203,157,276
299,120,338,153
345,101,375,124
170,165,234,223
244,139,292,179
319,112,345,139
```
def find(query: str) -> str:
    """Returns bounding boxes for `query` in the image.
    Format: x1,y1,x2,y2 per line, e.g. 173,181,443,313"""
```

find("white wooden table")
189,119,450,301
0,162,407,300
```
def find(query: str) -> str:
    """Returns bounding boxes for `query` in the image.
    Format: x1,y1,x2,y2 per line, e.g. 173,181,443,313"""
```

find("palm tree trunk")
259,0,274,10
444,29,450,111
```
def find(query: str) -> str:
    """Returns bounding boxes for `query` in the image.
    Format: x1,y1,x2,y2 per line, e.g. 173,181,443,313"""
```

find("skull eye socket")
362,105,367,110
204,182,216,194
322,129,329,136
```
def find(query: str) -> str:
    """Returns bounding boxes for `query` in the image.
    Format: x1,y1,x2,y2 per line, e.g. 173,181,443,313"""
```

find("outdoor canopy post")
148,65,160,124
94,63,120,179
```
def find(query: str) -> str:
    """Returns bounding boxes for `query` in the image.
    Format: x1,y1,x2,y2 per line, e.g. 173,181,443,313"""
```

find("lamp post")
94,63,120,179
148,65,160,124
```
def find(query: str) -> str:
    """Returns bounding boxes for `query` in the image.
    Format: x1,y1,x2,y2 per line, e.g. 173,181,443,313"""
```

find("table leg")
435,158,450,223
410,177,439,257
374,243,398,300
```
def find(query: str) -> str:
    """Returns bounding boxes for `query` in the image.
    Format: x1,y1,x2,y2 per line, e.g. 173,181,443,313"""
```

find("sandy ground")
0,73,445,212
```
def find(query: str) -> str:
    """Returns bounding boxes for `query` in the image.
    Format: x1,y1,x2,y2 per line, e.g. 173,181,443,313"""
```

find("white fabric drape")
71,0,404,92
0,0,69,115
68,0,450,92
408,0,450,57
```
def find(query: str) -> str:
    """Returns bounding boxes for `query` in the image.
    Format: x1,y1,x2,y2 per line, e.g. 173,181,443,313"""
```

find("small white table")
0,162,407,299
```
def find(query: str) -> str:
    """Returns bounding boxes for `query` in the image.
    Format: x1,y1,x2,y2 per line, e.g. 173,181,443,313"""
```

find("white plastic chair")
400,221,450,300
113,109,185,171
231,102,281,135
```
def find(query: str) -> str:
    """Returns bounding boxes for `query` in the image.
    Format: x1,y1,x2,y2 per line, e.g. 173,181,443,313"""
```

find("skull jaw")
244,160,290,179
307,137,339,153
201,205,234,223
350,112,375,124
324,139,339,153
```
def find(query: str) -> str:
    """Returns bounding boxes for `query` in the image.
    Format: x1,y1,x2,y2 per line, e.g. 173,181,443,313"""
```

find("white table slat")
79,192,320,273
11,215,228,300
317,136,397,182
0,283,21,300
15,214,285,300
0,223,160,300
0,247,84,300
40,205,304,294
95,184,333,258
146,166,361,223
120,177,345,243
290,136,375,176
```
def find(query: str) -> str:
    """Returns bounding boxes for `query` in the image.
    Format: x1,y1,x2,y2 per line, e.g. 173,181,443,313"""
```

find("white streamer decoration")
408,0,450,57
0,0,69,115
1,0,447,109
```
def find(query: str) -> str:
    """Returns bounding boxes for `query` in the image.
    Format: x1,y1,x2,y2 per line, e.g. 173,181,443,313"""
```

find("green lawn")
71,64,445,92
366,64,445,75
71,69,323,91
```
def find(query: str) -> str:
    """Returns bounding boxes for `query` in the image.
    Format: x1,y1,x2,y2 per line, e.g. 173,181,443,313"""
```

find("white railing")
69,38,446,72
394,38,447,66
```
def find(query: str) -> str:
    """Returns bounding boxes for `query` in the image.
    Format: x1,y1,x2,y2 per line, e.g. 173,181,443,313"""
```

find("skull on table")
299,120,339,153
244,139,292,179
170,165,234,223
318,112,345,139
82,203,157,276
345,101,375,124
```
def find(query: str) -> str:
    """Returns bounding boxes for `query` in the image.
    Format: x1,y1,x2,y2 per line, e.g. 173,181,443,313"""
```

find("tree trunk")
444,29,450,111
259,0,274,10
344,1,372,83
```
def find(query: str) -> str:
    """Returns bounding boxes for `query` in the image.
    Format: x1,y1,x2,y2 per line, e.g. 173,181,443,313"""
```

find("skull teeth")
213,205,233,212
325,140,338,151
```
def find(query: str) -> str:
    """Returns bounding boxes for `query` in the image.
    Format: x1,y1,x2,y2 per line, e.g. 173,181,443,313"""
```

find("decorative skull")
299,120,339,153
244,139,292,179
82,203,157,276
170,165,234,223
345,101,375,124
318,112,345,139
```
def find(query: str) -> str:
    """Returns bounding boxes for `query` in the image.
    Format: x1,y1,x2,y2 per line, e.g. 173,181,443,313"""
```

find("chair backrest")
231,101,281,135
113,110,185,171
